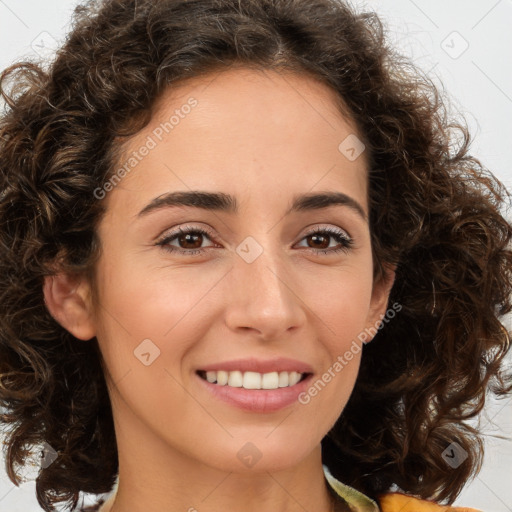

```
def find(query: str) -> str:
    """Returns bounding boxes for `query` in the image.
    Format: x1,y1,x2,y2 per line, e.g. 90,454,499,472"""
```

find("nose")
224,242,307,341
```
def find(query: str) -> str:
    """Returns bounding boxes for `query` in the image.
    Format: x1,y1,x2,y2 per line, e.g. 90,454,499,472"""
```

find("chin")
198,436,319,474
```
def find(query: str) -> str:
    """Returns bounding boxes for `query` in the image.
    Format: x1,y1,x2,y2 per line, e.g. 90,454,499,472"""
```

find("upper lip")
198,357,314,374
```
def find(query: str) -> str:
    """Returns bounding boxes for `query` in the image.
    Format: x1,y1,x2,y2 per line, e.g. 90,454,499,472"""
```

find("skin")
44,66,395,512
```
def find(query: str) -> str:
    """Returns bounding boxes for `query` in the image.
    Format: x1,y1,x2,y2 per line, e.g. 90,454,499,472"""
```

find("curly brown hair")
0,0,511,510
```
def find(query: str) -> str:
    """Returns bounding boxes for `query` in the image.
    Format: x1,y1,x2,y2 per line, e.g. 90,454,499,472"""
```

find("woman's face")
88,67,392,474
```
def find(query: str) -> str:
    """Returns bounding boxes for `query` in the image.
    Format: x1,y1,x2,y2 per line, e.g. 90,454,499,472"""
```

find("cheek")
306,262,374,340
92,265,211,427
296,269,372,430
301,261,373,405
92,255,221,374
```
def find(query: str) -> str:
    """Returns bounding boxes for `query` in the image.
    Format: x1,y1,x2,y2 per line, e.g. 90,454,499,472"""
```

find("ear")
43,273,96,341
364,264,397,343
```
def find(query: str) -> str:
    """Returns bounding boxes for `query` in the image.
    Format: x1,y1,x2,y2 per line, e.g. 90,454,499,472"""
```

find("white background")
0,0,511,510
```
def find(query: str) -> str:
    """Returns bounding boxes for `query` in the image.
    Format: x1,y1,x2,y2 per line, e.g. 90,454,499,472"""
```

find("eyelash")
156,225,354,257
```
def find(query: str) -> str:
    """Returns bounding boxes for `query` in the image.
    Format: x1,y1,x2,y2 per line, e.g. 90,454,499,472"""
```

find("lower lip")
196,373,313,413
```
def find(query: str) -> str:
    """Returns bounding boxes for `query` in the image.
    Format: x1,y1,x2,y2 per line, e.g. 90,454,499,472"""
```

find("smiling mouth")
196,370,311,390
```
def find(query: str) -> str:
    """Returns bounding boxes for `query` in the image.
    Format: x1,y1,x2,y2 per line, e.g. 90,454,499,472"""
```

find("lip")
195,357,315,413
197,357,314,374
196,371,314,413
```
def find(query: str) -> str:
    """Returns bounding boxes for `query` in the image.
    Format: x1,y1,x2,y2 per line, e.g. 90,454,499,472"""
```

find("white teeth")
243,371,261,389
217,370,228,385
289,371,302,386
200,370,305,389
262,372,279,389
228,370,243,387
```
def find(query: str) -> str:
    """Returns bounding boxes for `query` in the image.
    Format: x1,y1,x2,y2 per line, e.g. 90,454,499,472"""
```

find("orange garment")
323,463,481,512
378,492,481,512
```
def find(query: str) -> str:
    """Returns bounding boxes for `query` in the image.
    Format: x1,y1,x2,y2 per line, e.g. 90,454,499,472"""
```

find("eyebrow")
137,190,367,222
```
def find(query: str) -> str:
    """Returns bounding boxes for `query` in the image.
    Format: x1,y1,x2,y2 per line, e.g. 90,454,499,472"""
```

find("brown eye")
156,226,217,255
307,233,330,249
178,232,204,249
296,227,353,255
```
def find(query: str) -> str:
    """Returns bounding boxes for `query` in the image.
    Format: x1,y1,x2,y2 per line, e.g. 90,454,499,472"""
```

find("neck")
98,377,346,512
103,451,338,512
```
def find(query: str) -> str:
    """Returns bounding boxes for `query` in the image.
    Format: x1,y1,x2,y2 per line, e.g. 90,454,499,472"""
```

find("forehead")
106,67,368,217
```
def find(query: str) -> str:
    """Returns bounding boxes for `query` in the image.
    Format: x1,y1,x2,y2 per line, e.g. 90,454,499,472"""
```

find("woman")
0,1,510,511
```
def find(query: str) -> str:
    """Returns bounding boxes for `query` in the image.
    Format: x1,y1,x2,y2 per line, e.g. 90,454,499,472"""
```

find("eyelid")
156,223,217,244
298,223,352,241
156,222,354,255
293,225,354,254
